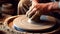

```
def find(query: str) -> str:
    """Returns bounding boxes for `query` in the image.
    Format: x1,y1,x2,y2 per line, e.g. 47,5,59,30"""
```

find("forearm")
47,2,60,12
50,2,58,10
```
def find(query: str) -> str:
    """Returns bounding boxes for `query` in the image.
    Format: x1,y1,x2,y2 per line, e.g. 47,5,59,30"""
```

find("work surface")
0,14,60,34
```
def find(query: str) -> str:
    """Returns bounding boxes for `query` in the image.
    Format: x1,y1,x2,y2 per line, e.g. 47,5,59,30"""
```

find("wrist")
52,2,59,10
47,2,59,12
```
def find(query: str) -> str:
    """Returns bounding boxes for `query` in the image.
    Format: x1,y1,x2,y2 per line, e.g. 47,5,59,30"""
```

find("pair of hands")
26,1,52,20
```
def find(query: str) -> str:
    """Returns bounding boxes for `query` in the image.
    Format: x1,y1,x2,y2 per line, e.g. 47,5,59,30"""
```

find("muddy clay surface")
0,14,60,34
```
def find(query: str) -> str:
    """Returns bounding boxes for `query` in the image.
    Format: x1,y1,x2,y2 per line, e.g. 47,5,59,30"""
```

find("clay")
27,19,35,23
13,15,57,32
3,15,60,33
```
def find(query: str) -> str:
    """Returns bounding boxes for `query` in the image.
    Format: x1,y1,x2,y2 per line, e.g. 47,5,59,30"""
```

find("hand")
26,3,49,20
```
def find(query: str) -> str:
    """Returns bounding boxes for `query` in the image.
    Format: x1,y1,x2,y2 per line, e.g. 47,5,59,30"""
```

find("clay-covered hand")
26,2,49,20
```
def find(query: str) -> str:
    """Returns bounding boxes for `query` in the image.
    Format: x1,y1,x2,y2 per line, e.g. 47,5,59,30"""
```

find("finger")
19,7,24,14
28,8,37,18
30,11,39,20
20,6,26,14
26,6,35,16
26,7,33,16
23,4,29,10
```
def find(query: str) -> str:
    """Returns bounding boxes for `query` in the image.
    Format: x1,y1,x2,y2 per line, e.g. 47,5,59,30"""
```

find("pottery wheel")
13,15,56,31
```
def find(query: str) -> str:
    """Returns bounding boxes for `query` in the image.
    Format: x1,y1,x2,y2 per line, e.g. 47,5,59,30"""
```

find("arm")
26,1,60,20
31,0,60,13
47,2,60,13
